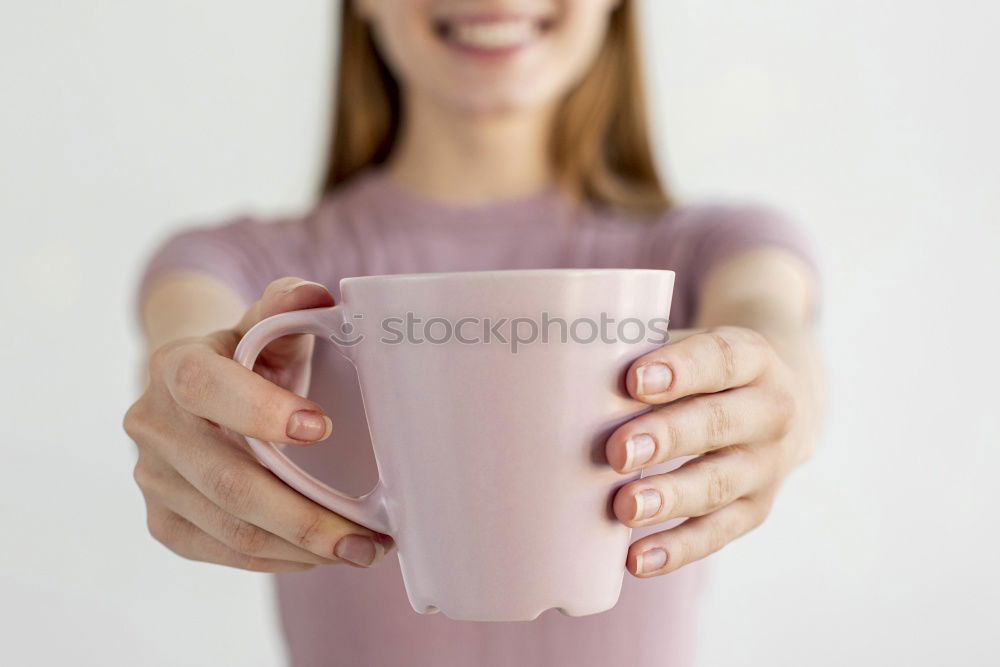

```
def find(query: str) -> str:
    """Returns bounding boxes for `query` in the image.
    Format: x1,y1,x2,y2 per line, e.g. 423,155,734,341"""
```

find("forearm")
135,271,248,390
141,271,247,350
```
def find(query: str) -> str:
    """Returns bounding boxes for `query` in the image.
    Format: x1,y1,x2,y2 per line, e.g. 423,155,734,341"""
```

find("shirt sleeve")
645,202,821,327
136,217,285,310
682,203,820,297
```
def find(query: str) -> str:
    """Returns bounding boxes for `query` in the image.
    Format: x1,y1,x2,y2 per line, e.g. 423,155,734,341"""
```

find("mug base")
411,599,618,623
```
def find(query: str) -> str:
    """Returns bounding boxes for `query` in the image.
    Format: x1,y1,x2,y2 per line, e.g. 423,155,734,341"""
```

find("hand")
124,277,394,572
605,326,813,577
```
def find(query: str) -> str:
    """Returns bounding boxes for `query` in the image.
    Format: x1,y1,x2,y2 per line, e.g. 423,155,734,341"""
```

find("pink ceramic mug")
234,269,674,621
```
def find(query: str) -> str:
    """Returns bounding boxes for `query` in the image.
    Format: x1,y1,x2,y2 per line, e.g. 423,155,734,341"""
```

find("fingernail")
335,534,384,567
636,363,672,396
280,279,325,295
624,433,656,471
287,410,332,441
633,489,662,521
636,547,668,574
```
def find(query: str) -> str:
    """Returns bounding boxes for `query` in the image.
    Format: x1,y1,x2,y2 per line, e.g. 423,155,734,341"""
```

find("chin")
444,84,556,116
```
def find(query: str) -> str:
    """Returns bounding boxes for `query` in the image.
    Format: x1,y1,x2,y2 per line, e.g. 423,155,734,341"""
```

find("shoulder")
155,171,380,248
140,172,385,300
149,173,383,268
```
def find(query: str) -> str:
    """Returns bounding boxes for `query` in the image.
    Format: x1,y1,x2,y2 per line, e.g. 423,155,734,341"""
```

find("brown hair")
323,0,671,215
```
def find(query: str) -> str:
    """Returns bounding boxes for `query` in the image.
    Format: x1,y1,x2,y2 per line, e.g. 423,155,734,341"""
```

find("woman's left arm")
606,247,824,577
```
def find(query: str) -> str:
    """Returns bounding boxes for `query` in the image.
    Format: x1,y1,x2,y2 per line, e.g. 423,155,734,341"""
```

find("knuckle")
122,401,149,442
704,330,738,384
131,461,148,488
293,511,330,552
123,399,179,459
206,463,255,513
748,499,771,529
147,344,173,379
769,438,794,477
704,462,736,511
147,511,180,547
229,519,271,556
705,400,734,443
770,387,798,436
170,351,210,406
131,459,160,493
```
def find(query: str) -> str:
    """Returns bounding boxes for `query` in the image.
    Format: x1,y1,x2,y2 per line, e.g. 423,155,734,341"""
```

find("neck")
386,92,557,206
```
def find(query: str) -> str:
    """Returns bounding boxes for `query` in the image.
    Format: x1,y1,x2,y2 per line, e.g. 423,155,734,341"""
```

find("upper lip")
431,9,556,26
434,12,546,23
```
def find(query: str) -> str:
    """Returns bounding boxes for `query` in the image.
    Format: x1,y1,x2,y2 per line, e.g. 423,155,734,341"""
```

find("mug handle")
233,305,391,536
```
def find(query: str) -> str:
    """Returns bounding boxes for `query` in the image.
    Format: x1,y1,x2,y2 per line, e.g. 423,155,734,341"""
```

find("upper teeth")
452,20,538,49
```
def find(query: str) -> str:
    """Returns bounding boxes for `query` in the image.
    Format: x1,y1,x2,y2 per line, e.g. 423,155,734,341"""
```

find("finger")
147,508,316,573
172,436,392,568
607,386,790,472
162,342,332,445
626,496,770,577
614,444,773,526
235,278,334,367
148,466,338,565
627,327,773,404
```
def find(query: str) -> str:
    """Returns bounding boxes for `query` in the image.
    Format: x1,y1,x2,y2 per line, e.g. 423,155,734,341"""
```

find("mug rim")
342,268,674,286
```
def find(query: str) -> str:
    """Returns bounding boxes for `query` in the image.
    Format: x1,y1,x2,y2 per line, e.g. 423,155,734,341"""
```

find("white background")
1,1,996,665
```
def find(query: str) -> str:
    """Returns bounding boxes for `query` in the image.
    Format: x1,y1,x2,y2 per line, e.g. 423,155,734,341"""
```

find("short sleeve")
644,202,821,327
136,217,287,309
681,203,820,297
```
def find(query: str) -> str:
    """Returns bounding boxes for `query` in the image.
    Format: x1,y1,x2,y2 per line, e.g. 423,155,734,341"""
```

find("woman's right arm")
124,273,393,572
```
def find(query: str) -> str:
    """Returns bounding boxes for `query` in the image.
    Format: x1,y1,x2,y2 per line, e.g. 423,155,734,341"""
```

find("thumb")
234,277,336,364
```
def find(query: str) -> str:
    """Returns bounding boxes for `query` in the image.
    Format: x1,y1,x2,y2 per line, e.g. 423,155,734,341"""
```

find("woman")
126,1,822,665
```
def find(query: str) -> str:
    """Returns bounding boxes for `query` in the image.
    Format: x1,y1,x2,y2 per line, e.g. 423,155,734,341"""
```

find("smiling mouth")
432,14,557,54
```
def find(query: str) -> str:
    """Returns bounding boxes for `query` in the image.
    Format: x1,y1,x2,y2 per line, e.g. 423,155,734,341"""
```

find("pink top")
139,170,817,666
